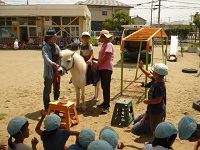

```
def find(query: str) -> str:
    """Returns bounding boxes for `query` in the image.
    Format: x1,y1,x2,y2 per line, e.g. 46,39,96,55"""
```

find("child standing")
141,63,168,138
80,32,98,86
35,110,80,150
7,117,38,150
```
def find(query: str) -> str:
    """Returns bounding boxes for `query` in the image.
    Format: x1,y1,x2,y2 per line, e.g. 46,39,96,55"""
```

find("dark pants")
43,76,60,110
99,70,112,108
132,114,151,134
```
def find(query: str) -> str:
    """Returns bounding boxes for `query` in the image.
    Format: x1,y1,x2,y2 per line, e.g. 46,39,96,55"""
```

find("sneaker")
101,108,109,114
97,103,105,108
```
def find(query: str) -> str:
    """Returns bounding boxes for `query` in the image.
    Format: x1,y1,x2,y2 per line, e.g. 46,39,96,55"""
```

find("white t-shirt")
14,41,19,49
8,143,32,150
143,144,172,150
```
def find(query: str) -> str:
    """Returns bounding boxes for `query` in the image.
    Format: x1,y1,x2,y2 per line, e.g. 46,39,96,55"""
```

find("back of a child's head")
87,140,113,150
99,126,118,149
7,117,28,149
42,114,61,140
78,128,95,148
153,122,178,148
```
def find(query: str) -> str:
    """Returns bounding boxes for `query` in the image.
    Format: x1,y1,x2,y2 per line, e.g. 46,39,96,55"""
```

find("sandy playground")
0,45,200,150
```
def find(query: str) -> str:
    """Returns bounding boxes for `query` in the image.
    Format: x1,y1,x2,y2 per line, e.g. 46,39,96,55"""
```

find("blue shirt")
68,144,87,150
147,81,166,114
41,129,71,150
42,43,61,79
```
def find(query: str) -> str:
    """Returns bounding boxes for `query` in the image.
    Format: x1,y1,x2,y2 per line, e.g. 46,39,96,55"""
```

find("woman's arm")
92,52,110,70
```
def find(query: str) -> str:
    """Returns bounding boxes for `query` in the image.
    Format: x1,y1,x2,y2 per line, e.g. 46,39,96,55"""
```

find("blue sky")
1,0,200,23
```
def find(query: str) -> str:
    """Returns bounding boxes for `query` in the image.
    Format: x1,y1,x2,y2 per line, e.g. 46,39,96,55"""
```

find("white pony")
58,49,100,110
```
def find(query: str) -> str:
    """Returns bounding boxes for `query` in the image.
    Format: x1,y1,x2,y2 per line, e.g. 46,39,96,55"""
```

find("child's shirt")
8,143,32,150
68,144,87,150
80,43,93,60
41,129,71,150
147,81,166,114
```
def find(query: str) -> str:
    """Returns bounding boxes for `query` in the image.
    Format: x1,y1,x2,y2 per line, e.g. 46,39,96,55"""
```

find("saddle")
86,60,99,86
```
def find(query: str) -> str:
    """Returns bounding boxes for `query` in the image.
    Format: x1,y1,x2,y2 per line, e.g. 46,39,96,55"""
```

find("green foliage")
103,11,134,36
193,12,200,43
165,25,193,40
190,43,200,48
0,113,6,120
90,36,98,46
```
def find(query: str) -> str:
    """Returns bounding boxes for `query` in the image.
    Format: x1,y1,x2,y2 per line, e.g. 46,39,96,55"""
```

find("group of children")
5,109,125,150
3,112,200,150
130,60,200,150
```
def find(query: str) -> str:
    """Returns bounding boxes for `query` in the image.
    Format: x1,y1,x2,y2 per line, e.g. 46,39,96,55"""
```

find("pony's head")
58,50,75,76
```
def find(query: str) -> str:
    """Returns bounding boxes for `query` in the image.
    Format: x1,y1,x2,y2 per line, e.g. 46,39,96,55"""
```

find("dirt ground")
0,45,200,150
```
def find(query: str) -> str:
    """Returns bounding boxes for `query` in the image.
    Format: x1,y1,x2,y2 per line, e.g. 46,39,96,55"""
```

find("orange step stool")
47,101,79,129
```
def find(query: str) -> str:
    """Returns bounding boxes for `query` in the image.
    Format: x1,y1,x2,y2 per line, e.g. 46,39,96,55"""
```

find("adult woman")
92,30,114,114
42,30,61,111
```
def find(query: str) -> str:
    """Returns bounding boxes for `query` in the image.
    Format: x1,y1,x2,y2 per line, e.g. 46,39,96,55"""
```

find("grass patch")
0,113,6,120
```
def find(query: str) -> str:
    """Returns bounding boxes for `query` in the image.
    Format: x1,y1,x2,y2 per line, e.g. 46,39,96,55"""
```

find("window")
0,17,16,26
102,11,107,16
28,17,36,25
62,27,70,37
52,27,61,36
52,16,61,25
29,27,37,36
115,9,120,13
62,17,70,25
71,17,79,25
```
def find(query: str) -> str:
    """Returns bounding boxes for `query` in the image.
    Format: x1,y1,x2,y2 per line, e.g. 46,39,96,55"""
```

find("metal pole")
150,0,153,26
158,0,161,27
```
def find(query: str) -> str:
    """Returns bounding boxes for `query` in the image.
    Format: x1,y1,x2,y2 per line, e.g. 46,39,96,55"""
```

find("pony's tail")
8,136,15,149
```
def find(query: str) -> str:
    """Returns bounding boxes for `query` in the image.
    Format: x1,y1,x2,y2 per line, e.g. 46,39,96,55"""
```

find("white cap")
151,63,168,76
82,32,90,37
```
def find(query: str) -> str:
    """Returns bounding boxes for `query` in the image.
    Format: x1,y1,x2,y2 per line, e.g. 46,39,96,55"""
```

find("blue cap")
178,116,197,140
78,128,95,147
100,129,118,149
45,30,57,40
155,122,178,138
99,126,116,136
87,140,113,150
7,117,28,136
44,114,61,131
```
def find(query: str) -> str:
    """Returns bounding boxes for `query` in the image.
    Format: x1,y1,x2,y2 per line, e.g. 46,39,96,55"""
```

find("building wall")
134,17,146,25
88,6,129,21
0,4,91,45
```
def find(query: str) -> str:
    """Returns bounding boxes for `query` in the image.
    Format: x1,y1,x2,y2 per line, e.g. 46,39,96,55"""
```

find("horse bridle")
60,56,74,74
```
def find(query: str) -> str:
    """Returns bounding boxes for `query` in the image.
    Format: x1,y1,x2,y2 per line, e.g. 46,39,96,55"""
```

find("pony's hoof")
82,105,86,111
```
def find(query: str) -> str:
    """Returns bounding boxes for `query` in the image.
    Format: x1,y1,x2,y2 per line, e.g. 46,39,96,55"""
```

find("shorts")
149,111,164,131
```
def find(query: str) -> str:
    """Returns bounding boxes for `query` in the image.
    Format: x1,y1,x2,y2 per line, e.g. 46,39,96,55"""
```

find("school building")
0,4,91,48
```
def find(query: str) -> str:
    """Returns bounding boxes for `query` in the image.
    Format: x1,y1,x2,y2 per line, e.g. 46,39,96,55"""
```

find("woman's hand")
31,137,38,150
92,63,98,71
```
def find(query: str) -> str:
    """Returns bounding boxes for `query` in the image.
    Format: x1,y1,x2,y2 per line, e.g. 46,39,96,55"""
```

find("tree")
193,12,200,43
103,11,134,36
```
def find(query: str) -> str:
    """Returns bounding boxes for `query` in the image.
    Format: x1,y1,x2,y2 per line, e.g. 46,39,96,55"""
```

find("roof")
76,0,133,8
132,15,146,21
166,20,191,26
121,28,168,52
0,4,91,17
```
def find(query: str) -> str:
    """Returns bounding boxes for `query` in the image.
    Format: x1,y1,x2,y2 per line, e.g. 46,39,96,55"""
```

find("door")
20,27,28,43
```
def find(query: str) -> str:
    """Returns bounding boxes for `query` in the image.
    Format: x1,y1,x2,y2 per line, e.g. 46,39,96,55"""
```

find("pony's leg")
75,86,81,108
93,81,100,101
81,88,86,111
